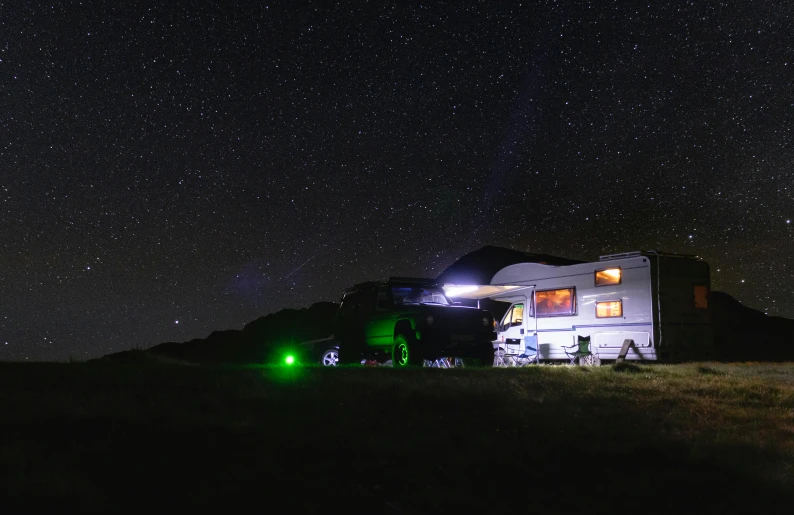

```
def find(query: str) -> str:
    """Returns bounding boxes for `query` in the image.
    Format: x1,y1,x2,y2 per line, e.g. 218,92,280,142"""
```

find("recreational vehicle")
443,251,714,363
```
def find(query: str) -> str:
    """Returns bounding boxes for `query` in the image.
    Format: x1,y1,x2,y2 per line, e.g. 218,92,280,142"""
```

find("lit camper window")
694,285,709,309
535,288,575,316
510,303,525,326
596,300,623,318
500,303,525,328
595,268,621,286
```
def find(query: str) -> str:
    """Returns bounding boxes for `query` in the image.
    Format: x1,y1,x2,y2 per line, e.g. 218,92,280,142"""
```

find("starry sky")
2,1,792,361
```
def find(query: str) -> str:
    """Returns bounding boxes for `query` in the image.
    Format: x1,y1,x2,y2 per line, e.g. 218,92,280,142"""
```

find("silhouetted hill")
101,302,338,365
147,329,247,363
712,292,794,361
100,250,794,364
241,301,338,347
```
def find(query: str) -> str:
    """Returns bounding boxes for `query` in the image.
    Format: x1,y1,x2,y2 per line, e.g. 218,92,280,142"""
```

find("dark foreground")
1,362,793,514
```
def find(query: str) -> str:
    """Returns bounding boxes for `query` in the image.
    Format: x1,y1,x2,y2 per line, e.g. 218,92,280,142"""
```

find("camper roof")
598,251,643,261
599,250,699,261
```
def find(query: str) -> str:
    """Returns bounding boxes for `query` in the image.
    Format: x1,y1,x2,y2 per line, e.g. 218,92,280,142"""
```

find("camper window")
595,268,621,286
596,300,623,318
510,303,524,326
377,286,389,310
500,304,524,328
535,288,576,316
392,286,450,306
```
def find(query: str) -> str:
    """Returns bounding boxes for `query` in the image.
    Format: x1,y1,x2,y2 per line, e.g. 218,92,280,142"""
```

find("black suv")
334,277,495,367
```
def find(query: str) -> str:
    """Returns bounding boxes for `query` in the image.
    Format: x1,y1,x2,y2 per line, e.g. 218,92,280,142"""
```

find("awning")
442,284,529,300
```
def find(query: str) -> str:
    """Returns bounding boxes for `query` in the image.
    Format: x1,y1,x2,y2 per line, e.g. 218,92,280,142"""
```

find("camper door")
498,301,526,352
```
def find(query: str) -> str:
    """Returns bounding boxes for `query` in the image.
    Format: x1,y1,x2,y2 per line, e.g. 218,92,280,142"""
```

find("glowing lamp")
443,285,479,297
284,355,295,365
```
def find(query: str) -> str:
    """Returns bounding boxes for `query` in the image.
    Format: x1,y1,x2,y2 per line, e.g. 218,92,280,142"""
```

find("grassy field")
1,362,793,514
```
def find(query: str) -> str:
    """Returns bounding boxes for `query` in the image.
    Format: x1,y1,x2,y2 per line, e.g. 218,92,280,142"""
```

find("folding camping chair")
494,347,509,367
496,335,539,367
514,335,539,366
563,335,598,366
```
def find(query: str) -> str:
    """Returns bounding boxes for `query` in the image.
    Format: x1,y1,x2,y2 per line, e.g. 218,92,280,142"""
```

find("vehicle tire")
320,348,339,367
392,333,423,368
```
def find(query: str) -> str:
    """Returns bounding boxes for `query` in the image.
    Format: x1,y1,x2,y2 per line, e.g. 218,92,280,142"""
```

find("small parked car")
299,337,340,366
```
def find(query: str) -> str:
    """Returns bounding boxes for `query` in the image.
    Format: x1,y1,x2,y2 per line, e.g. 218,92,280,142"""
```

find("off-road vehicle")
334,277,495,367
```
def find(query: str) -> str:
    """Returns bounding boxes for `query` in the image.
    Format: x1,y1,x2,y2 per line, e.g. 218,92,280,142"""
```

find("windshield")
391,286,450,306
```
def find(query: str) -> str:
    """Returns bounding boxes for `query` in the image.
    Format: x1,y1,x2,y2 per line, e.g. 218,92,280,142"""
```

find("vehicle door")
498,301,526,353
366,285,395,348
336,292,362,345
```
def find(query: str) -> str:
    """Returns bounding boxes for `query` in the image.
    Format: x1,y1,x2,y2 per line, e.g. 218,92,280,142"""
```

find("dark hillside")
101,302,338,365
712,292,794,361
100,248,794,364
100,292,794,364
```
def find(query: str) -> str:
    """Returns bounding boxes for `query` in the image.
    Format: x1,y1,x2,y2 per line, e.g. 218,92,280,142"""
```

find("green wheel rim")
396,341,409,366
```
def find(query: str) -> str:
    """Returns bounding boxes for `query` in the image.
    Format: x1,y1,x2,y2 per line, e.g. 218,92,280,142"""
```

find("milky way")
2,2,792,360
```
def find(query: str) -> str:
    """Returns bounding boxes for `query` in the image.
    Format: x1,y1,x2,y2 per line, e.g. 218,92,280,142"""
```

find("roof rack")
599,250,699,262
599,251,643,261
345,280,384,291
344,276,436,292
643,250,698,259
388,276,436,283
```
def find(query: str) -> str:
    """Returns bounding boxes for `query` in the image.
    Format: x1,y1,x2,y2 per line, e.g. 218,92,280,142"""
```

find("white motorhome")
443,251,713,363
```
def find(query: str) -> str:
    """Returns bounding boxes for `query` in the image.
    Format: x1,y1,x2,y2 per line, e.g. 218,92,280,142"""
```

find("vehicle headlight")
426,316,434,325
483,317,490,326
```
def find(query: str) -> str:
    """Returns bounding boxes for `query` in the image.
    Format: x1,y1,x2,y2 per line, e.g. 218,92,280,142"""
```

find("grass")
1,362,793,514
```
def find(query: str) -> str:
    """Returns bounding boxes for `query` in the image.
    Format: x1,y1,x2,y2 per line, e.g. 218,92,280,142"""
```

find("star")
3,1,792,361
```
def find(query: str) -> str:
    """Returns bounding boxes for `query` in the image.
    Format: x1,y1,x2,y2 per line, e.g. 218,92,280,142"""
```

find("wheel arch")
394,318,415,338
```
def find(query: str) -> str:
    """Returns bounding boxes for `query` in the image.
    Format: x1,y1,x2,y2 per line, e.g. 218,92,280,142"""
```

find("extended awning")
442,284,530,300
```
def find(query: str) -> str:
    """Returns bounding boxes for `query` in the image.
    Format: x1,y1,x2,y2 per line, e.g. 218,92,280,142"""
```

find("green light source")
284,354,295,365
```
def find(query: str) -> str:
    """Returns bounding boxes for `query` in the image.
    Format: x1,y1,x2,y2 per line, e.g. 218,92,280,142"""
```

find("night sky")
2,1,792,361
